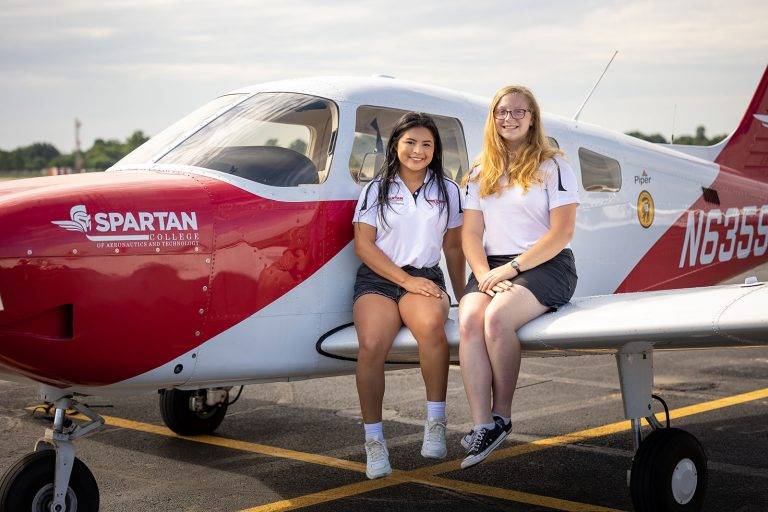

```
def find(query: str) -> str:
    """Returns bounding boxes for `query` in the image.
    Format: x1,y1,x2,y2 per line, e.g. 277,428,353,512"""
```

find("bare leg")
354,294,403,424
484,285,548,418
399,293,450,402
458,292,494,425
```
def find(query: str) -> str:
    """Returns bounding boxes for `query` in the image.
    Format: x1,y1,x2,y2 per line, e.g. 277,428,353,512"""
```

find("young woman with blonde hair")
459,85,579,468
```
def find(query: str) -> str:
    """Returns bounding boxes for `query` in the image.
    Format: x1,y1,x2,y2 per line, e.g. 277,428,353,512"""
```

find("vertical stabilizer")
714,66,768,182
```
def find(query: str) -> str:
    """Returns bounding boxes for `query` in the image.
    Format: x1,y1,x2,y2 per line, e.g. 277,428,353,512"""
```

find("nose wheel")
0,450,98,512
0,396,104,512
630,427,707,511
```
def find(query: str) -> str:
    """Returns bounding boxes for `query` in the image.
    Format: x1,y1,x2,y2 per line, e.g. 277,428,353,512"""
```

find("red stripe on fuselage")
0,173,356,386
616,166,768,293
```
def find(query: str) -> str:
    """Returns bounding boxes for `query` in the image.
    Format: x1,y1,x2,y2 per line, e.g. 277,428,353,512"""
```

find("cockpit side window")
158,93,338,187
349,106,469,183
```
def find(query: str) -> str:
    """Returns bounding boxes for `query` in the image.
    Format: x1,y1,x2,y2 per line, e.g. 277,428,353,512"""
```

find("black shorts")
353,264,447,305
464,249,577,310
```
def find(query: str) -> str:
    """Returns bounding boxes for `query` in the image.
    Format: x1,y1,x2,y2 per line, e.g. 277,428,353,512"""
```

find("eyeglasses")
493,108,531,120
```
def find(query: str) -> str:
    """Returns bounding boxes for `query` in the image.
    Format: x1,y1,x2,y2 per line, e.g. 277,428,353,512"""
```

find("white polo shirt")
354,171,463,268
464,156,579,255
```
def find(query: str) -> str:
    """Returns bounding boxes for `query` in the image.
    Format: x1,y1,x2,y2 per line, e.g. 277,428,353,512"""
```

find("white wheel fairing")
671,458,698,505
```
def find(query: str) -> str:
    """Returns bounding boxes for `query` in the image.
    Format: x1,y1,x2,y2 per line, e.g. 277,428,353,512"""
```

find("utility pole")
671,104,677,144
74,118,84,173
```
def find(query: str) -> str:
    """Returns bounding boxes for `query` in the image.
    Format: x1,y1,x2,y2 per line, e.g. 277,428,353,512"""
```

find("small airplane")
1,66,767,512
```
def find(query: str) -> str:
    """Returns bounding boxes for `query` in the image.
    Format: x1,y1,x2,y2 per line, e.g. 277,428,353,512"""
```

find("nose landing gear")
0,396,104,512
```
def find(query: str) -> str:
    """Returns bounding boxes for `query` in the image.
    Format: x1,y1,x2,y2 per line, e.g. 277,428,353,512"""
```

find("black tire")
159,388,228,436
630,427,707,512
0,450,99,512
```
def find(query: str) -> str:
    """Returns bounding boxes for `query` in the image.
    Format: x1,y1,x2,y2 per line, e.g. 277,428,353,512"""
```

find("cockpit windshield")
116,94,247,167
158,93,337,187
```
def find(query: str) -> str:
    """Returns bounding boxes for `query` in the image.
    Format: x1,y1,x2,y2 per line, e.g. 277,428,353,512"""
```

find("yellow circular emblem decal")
637,190,654,228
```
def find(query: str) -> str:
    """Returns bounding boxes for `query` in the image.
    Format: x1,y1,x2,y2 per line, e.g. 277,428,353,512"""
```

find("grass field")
0,171,45,181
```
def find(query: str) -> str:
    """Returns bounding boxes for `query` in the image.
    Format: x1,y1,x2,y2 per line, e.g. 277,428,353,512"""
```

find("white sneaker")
365,438,392,479
421,417,447,459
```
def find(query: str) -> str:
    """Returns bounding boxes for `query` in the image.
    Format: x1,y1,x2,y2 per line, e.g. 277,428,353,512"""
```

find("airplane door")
324,104,472,311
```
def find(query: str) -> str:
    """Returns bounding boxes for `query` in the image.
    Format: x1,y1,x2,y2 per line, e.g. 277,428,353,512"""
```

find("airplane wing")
317,281,768,363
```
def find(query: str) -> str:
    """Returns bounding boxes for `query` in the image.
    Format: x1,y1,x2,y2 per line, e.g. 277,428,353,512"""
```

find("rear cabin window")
349,106,469,183
578,147,622,192
158,93,338,187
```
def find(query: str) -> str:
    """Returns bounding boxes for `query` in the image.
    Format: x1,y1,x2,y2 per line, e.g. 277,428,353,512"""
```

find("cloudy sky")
1,0,766,152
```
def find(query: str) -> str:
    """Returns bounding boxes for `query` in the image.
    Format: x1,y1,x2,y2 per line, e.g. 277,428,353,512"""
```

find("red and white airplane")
1,67,767,512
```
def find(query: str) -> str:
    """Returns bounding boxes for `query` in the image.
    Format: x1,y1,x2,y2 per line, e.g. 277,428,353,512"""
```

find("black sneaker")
495,415,512,435
460,414,511,450
460,422,509,469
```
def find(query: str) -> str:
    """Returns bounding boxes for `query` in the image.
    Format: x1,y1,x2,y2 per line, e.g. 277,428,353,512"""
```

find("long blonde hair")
466,85,562,197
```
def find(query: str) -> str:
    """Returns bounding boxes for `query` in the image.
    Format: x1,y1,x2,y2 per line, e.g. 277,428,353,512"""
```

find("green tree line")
0,130,149,172
1,126,728,173
626,126,727,145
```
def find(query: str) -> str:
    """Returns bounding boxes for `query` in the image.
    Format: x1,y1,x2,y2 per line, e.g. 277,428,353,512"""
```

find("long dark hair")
367,112,451,229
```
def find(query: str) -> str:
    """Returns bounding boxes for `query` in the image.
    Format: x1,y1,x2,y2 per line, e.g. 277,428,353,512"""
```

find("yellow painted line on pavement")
666,386,768,420
26,407,366,475
240,477,405,512
27,386,768,512
410,475,624,512
240,386,768,511
29,406,619,512
241,470,623,512
416,385,768,475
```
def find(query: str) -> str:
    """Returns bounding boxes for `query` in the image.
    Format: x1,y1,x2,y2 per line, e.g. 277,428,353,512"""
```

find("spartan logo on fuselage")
52,204,198,242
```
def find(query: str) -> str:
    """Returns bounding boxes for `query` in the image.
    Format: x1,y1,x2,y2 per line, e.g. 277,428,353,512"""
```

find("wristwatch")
510,258,522,273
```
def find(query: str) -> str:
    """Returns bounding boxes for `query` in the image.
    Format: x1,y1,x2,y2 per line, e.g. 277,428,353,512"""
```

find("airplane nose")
0,171,215,387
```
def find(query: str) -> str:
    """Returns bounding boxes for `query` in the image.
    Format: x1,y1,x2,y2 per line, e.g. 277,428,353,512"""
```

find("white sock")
364,422,384,441
426,401,446,421
474,421,496,432
493,413,511,426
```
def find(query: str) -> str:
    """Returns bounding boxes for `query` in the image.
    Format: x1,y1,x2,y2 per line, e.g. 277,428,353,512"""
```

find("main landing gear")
0,391,104,512
617,344,707,511
159,387,236,436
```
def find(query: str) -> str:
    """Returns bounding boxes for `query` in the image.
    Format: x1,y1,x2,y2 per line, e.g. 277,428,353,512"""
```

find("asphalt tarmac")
1,269,767,511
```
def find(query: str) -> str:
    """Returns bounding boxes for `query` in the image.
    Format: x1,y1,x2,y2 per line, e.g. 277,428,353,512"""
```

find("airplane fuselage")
0,76,766,393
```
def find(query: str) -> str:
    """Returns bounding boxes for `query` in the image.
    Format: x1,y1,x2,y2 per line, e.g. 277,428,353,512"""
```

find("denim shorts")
353,264,447,304
464,249,577,310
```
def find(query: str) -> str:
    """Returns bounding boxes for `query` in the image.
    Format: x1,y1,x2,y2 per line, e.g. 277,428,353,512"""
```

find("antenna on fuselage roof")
573,50,619,122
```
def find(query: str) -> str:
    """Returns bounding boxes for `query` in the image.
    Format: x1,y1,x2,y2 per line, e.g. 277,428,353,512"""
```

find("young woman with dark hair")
353,112,465,479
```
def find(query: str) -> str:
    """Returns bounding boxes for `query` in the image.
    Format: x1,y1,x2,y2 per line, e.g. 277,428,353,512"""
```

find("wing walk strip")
31,386,768,512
